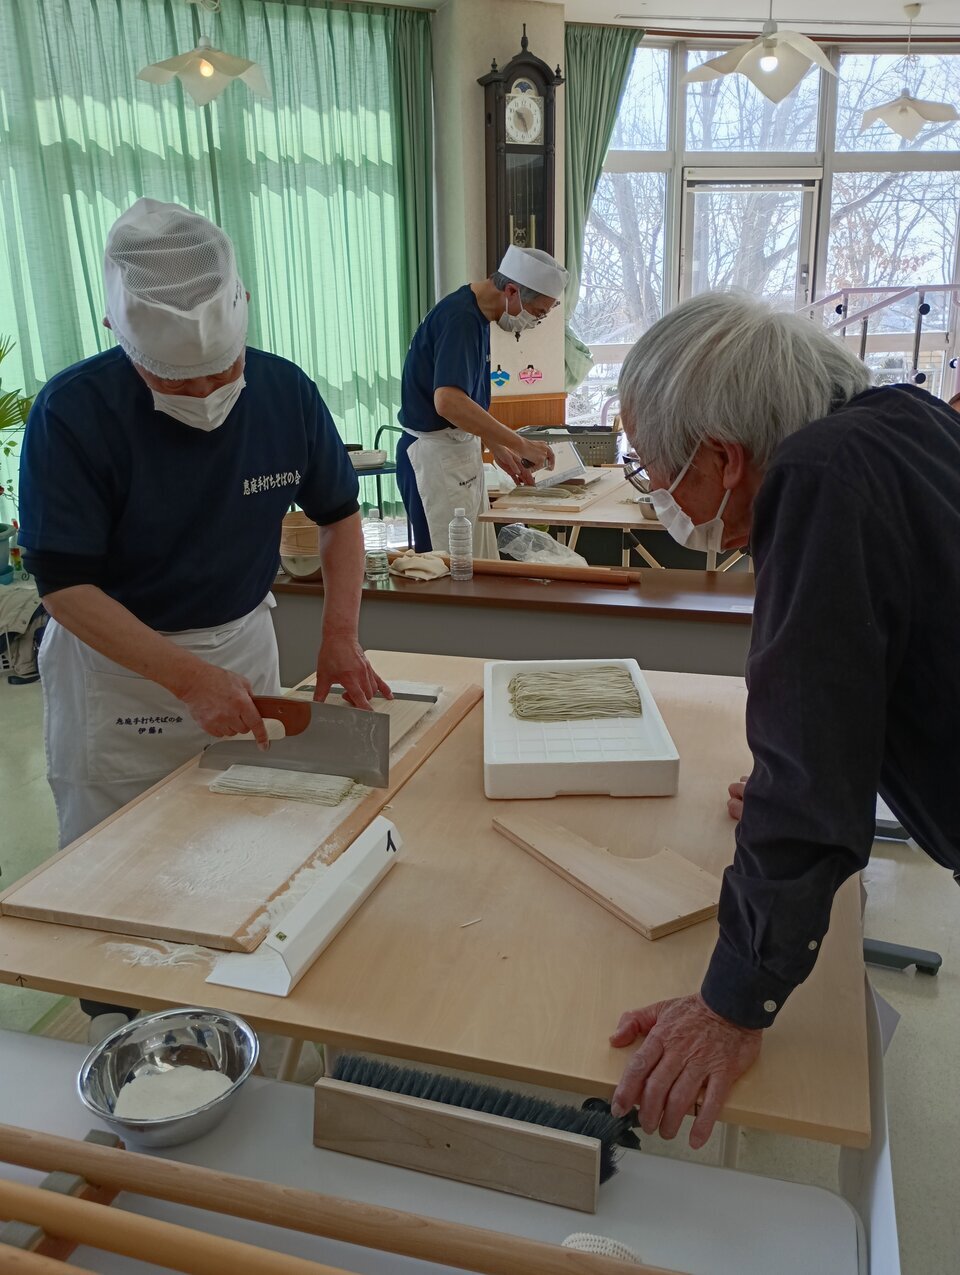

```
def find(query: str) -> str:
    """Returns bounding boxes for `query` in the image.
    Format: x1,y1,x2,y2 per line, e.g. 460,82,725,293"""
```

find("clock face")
505,91,544,145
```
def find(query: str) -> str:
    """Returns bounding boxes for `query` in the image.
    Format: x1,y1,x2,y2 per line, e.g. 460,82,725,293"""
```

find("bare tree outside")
568,48,960,419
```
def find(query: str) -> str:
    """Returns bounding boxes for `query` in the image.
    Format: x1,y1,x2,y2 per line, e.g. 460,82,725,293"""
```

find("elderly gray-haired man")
608,291,960,1148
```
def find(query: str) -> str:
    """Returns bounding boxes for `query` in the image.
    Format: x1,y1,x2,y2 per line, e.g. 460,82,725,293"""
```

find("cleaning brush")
330,1054,639,1184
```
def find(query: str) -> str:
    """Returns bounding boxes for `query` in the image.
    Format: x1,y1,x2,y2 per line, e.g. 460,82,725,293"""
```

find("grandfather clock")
478,26,563,276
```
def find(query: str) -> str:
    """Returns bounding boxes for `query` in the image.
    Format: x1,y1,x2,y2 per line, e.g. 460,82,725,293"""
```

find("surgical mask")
497,298,539,335
151,375,245,432
649,451,730,552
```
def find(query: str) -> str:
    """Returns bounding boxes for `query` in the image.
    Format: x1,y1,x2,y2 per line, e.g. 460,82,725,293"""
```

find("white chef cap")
103,198,248,380
498,246,569,300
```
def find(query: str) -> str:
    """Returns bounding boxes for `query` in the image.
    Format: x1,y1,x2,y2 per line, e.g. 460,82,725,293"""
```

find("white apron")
403,427,500,560
40,594,281,849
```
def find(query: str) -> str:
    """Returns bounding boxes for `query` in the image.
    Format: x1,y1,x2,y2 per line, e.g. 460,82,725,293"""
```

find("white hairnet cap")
498,245,568,299
103,198,248,380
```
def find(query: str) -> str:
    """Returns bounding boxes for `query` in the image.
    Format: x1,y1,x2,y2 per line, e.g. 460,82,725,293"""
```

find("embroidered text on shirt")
243,470,301,495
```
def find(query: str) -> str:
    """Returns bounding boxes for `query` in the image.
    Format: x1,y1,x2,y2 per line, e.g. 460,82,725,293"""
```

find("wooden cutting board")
492,812,721,940
0,688,481,953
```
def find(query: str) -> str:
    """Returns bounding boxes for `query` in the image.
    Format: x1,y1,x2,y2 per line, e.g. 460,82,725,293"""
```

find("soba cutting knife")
198,696,390,787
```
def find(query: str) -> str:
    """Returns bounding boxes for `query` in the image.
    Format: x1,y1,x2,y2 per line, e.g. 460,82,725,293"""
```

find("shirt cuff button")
763,999,777,1013
808,940,819,950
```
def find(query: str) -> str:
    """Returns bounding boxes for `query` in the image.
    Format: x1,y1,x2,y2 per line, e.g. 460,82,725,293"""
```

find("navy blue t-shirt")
18,346,358,631
398,285,491,431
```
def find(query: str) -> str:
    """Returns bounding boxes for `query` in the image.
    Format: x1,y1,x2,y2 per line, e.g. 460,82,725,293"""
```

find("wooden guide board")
0,688,480,953
487,468,619,516
492,813,721,939
0,654,870,1148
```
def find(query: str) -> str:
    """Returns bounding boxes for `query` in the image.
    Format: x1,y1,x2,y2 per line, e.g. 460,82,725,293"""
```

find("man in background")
397,245,566,558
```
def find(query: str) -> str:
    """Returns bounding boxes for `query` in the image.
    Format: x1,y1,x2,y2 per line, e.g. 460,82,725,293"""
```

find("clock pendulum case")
478,26,564,275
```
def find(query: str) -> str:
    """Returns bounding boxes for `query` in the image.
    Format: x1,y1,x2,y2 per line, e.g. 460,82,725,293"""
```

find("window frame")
579,38,960,386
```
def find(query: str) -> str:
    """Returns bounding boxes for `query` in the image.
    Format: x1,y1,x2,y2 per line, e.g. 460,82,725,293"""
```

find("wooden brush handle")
0,1178,349,1275
0,1125,682,1275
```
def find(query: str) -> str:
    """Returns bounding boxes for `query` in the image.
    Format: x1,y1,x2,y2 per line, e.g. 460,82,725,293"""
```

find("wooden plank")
492,814,720,940
0,688,481,954
487,392,566,429
312,1078,600,1213
488,468,613,515
481,470,660,533
0,655,870,1148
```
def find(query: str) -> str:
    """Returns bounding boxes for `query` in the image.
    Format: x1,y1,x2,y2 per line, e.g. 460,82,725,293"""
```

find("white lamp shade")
859,92,960,141
684,29,836,104
138,44,271,107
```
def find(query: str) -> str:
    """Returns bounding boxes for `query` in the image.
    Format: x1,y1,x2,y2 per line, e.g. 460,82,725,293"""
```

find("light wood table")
0,652,868,1148
483,469,747,573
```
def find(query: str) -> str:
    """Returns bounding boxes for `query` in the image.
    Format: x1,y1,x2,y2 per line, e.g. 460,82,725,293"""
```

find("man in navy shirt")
607,291,960,1150
19,199,389,863
397,246,566,556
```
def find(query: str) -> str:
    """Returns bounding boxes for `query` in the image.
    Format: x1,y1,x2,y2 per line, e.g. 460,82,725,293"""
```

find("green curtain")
0,0,434,518
563,23,641,391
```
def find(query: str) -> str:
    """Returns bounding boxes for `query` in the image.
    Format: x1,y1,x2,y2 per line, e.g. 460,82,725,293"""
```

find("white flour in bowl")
113,1066,234,1120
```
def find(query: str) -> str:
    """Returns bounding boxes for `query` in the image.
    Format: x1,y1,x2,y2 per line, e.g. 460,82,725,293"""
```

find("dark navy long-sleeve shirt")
701,384,960,1029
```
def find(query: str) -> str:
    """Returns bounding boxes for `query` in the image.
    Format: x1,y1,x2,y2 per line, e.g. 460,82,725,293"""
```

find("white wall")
433,0,566,397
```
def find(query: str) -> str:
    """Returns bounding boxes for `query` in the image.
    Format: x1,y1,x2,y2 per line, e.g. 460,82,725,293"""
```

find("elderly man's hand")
728,774,749,821
314,637,392,711
610,994,762,1149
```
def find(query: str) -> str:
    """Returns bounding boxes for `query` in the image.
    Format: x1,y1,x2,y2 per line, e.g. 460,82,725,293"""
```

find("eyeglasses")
622,452,650,495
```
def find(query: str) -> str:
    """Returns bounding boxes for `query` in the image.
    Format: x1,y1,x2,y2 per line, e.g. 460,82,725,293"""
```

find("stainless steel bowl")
77,1007,259,1148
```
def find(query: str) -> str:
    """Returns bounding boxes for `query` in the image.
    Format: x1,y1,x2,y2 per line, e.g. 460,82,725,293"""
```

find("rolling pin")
0,1178,346,1275
0,1125,678,1275
431,554,643,586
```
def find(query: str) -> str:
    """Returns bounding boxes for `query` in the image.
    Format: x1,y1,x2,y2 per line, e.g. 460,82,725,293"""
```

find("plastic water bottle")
448,507,474,581
362,508,389,582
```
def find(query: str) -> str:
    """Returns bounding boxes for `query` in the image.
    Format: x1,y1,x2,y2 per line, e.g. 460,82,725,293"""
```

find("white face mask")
649,451,730,552
151,375,245,432
497,295,539,334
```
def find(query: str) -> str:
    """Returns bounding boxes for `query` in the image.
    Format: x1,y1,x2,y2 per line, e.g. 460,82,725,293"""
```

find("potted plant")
0,336,33,572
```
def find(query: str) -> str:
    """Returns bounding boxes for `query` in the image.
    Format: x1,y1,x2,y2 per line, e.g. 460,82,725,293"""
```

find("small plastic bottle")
448,507,474,581
362,508,389,582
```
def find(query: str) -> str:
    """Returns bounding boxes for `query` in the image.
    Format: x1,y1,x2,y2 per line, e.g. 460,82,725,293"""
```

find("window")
827,170,960,332
609,43,671,150
577,172,667,346
836,53,960,152
572,46,671,352
572,42,960,402
685,50,820,153
682,180,816,307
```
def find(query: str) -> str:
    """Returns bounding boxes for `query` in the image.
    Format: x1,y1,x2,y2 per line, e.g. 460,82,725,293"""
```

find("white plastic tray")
483,658,680,799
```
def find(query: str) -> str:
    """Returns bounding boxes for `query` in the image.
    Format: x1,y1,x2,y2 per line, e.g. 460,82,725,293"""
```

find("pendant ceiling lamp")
859,4,958,141
138,0,270,108
683,1,836,105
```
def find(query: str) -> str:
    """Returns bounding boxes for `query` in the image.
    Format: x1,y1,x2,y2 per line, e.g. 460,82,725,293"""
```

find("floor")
2,673,957,1273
